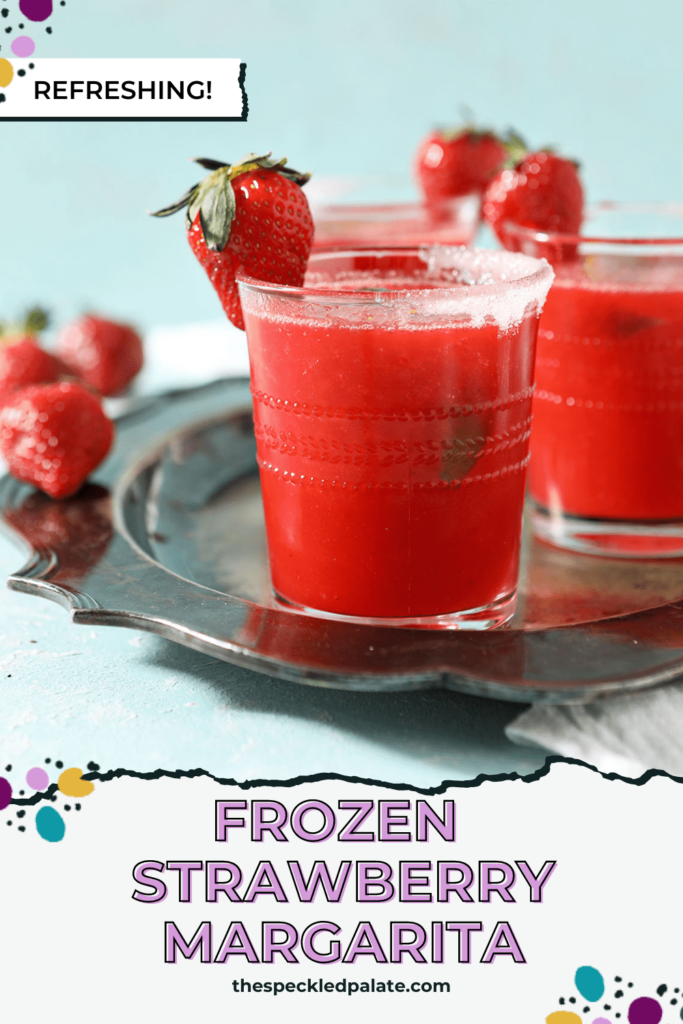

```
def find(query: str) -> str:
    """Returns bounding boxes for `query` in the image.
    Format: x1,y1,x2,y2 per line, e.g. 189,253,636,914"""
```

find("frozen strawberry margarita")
504,205,683,557
238,246,553,628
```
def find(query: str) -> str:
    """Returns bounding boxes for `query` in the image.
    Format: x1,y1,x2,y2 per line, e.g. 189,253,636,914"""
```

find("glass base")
273,589,517,631
532,503,683,559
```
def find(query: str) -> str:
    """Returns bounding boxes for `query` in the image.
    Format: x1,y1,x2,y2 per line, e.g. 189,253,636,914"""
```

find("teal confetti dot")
35,805,65,842
575,966,605,1002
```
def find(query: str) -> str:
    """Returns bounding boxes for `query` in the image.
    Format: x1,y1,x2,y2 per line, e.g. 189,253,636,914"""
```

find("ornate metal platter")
3,377,683,703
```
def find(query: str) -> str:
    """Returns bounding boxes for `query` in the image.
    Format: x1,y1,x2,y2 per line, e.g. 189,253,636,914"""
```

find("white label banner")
1,761,681,1023
0,58,247,120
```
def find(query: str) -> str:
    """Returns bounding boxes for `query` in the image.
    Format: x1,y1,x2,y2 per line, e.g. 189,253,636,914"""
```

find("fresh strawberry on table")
414,127,512,201
483,149,584,246
0,338,68,407
56,314,144,396
0,307,68,406
151,152,314,330
0,381,114,499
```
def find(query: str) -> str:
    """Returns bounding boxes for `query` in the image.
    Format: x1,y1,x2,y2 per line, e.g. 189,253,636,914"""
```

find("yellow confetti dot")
0,58,14,88
546,1013,583,1024
58,767,95,798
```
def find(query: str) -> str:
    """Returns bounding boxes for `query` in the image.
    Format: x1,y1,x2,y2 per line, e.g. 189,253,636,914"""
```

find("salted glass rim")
502,201,683,247
236,245,553,305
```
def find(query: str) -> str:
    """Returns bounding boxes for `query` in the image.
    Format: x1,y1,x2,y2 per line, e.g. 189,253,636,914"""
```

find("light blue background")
1,0,682,332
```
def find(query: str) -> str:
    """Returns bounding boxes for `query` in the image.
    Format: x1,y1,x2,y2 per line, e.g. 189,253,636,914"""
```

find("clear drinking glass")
502,203,683,557
311,195,480,250
237,246,553,629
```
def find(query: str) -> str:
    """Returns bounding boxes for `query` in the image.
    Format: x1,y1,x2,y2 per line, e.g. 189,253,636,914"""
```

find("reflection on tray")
5,484,113,581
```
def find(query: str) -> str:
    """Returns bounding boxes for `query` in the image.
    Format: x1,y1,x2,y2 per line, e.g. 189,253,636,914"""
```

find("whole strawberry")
0,382,114,499
56,314,144,396
0,306,68,406
483,150,584,246
0,338,68,406
414,128,509,201
151,152,314,330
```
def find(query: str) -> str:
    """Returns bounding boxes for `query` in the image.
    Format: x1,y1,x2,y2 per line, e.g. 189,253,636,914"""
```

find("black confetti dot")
615,990,624,998
0,94,5,103
628,983,634,988
18,790,24,796
55,760,63,768
18,22,23,27
64,805,71,811
45,26,51,32
18,826,25,832
658,985,668,997
18,69,25,75
4,27,11,33
676,989,680,994
604,1006,611,1011
75,803,81,811
28,62,34,68
4,764,11,772
615,977,622,982
50,795,57,802
45,758,51,764
16,810,25,819
672,999,678,1005
87,761,100,771
559,998,565,1005
583,1008,589,1014
0,8,7,15
569,998,576,1004
6,820,11,825
7,674,10,677
616,1014,621,1019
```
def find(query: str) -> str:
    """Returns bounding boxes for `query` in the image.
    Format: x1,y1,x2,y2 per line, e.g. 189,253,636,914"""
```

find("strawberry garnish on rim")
483,148,584,249
151,152,314,330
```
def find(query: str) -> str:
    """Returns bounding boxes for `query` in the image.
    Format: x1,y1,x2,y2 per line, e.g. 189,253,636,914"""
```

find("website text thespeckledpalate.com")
228,978,451,996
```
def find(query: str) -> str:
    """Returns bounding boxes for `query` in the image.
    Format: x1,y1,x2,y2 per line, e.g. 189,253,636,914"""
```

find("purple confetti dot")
628,997,662,1024
11,34,34,56
19,0,52,21
0,776,12,809
26,766,49,790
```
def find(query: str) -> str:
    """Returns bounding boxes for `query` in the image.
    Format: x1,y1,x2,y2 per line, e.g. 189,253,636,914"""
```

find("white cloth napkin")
134,319,250,394
506,684,683,777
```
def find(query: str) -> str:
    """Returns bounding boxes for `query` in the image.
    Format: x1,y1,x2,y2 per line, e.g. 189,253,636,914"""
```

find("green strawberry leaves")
193,158,229,171
501,129,528,168
150,151,311,253
192,169,237,252
149,183,202,220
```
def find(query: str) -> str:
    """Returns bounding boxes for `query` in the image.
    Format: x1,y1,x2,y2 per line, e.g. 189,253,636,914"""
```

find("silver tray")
3,377,683,703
